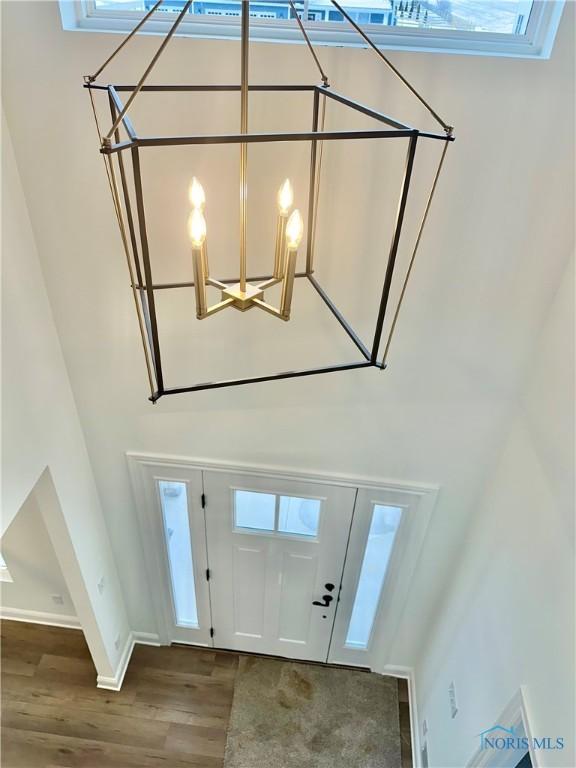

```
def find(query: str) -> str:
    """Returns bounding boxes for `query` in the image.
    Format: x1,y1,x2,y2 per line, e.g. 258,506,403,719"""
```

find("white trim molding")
126,451,440,495
96,632,135,691
0,606,81,630
1,613,162,690
381,665,421,767
467,687,539,768
95,631,165,689
132,631,162,646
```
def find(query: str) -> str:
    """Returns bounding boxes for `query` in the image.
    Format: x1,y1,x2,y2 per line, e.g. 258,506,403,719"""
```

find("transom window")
234,489,322,537
60,0,565,59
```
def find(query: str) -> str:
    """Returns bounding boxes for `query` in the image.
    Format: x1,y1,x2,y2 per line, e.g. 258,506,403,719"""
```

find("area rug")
223,656,401,768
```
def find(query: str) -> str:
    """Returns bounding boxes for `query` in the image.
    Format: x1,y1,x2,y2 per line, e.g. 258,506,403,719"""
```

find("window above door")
60,0,565,58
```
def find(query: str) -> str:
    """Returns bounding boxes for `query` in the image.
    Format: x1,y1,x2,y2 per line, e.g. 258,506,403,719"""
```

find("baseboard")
97,632,135,691
95,631,162,690
381,664,421,768
0,606,81,630
1,611,162,691
133,631,162,646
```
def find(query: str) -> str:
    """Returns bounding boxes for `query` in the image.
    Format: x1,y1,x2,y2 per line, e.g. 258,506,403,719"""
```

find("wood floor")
1,621,413,768
1,621,237,767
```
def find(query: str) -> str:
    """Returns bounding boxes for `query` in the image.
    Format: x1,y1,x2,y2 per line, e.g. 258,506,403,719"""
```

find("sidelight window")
158,480,199,627
346,503,402,649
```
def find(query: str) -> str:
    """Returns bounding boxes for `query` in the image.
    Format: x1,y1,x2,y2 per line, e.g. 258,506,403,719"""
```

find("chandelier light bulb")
188,208,207,247
286,209,304,249
188,177,206,210
277,179,294,215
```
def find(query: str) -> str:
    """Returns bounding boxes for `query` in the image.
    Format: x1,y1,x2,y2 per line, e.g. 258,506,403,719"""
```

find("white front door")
203,471,356,662
129,456,436,667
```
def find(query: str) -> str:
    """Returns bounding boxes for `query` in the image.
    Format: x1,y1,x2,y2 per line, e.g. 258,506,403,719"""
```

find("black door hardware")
324,583,335,591
313,594,334,608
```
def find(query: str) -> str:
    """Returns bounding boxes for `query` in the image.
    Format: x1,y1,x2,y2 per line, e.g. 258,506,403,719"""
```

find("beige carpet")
223,656,401,768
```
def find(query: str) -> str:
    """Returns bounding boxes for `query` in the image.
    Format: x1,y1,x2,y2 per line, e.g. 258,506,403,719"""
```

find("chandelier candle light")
84,0,454,402
187,173,303,319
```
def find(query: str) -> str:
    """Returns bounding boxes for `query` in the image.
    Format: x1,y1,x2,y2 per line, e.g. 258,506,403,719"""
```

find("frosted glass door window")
234,490,321,537
346,504,402,649
278,496,320,537
234,490,276,531
159,480,198,627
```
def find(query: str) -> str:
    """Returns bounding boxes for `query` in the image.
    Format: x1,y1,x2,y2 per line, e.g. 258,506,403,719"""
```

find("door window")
158,480,199,628
345,504,402,649
278,496,321,537
233,489,321,538
234,490,276,531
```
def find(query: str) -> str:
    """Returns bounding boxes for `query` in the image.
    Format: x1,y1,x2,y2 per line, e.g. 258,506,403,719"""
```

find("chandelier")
85,0,453,402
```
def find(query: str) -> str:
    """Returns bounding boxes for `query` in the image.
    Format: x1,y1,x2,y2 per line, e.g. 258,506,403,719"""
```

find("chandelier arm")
252,299,283,318
307,89,327,273
90,86,156,393
87,0,164,83
371,133,418,363
287,0,330,87
381,138,451,367
204,298,236,317
256,277,282,289
105,0,194,142
87,82,105,142
329,0,452,134
109,93,142,284
104,151,157,396
308,275,370,360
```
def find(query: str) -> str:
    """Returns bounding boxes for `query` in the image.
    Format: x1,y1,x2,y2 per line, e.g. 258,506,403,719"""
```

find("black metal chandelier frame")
85,0,454,402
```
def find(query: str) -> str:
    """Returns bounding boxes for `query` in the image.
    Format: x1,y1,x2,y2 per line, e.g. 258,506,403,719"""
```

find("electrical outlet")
448,681,459,719
51,594,64,606
97,576,105,594
114,633,121,651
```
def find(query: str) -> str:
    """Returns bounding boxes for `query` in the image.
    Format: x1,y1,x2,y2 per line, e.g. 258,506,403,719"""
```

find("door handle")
312,594,334,608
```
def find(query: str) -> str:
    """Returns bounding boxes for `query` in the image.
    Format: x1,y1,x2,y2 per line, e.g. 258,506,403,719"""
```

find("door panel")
232,543,266,637
278,551,317,643
204,471,356,662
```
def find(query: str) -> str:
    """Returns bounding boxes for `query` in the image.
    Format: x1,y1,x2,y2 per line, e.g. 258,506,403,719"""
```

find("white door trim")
127,452,439,659
127,452,440,494
466,687,539,768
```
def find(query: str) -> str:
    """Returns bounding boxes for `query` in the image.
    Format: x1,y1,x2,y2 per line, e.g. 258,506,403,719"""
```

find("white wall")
1,0,573,679
1,112,130,680
1,492,76,619
416,255,575,767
